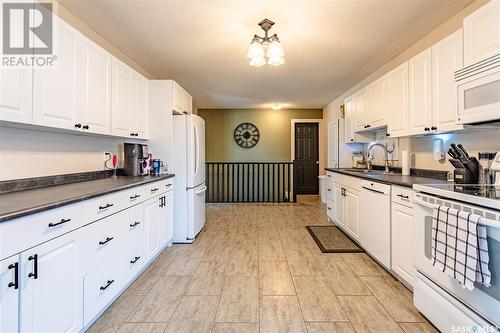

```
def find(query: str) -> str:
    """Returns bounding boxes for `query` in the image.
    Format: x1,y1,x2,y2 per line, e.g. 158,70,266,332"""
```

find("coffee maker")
123,143,149,176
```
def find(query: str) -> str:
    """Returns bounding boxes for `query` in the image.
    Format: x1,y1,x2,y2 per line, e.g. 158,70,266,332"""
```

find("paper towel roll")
402,150,410,176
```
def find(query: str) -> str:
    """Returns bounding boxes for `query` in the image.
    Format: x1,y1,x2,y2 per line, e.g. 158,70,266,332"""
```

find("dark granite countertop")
0,174,175,222
324,168,449,188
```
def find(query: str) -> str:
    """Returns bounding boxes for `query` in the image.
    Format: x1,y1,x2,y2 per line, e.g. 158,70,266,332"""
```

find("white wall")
323,0,495,170
0,127,125,180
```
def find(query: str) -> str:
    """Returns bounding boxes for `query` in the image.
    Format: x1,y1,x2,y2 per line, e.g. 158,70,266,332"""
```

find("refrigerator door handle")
193,122,199,180
195,186,207,195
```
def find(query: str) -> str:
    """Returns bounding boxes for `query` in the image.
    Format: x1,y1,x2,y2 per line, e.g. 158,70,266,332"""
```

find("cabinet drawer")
79,211,126,274
83,252,127,325
333,173,361,191
82,191,126,222
391,186,414,208
124,186,148,205
0,204,82,260
146,179,173,198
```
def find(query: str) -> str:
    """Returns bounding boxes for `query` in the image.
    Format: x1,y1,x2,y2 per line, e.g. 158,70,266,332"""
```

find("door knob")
316,161,319,164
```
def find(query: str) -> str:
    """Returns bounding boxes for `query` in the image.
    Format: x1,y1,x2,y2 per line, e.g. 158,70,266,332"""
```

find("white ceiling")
60,0,472,109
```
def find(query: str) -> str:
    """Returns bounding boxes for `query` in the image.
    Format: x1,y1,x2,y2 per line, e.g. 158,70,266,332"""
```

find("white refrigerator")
172,114,206,243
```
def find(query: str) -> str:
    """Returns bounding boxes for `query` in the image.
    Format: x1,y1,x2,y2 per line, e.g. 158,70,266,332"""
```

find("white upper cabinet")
344,97,355,143
111,59,150,139
0,66,33,124
111,59,133,137
327,120,338,168
463,0,500,67
367,77,387,129
387,62,410,138
432,29,464,132
172,81,192,114
133,74,150,139
354,88,368,132
78,37,112,135
409,48,433,135
33,17,79,130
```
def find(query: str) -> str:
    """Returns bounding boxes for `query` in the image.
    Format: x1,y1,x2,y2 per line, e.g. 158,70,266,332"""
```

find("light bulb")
267,56,285,66
246,40,265,59
250,56,266,67
266,40,284,58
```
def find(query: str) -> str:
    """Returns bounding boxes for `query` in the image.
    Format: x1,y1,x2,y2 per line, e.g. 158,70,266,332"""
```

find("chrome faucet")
367,143,394,173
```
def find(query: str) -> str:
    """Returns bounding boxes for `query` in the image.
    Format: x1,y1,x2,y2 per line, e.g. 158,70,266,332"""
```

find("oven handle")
414,194,499,228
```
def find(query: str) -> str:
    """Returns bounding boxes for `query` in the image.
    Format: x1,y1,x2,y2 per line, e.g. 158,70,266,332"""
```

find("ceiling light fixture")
246,19,284,67
272,103,282,110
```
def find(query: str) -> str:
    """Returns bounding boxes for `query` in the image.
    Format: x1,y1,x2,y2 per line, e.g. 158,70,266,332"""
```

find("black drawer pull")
8,262,18,289
100,279,114,291
48,218,71,228
130,256,141,264
166,184,172,187
99,203,114,210
151,188,159,193
74,123,82,128
82,125,89,130
28,254,38,279
130,221,141,228
130,194,141,199
397,194,410,200
327,189,332,192
327,207,332,210
99,237,114,245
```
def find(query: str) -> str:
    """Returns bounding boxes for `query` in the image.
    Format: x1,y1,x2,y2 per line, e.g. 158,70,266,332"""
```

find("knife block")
454,168,477,184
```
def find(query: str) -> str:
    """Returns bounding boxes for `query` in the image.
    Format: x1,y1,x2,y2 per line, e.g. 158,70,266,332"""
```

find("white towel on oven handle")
431,205,491,291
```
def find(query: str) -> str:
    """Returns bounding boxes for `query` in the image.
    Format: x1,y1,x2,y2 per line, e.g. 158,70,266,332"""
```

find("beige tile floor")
87,196,439,333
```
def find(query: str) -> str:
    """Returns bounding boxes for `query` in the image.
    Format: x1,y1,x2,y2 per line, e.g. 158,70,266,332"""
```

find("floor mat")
306,225,364,253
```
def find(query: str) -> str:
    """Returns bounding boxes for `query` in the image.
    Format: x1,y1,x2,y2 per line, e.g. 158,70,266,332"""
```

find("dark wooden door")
294,123,319,195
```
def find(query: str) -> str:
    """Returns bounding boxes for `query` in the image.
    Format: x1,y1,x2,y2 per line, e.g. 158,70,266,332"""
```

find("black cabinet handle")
386,133,390,137
99,237,114,245
8,262,18,289
327,207,332,211
130,194,141,200
130,133,135,136
130,133,139,137
48,218,71,228
327,189,332,192
130,256,141,264
159,196,166,207
28,254,38,279
366,124,371,128
130,221,141,228
424,127,430,131
100,279,114,291
74,123,82,128
166,184,172,188
350,139,354,142
431,126,437,131
397,194,410,200
82,125,89,130
362,186,385,195
151,188,159,193
99,203,114,210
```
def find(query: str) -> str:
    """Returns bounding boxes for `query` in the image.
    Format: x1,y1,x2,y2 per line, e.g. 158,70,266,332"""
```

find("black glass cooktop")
424,184,500,200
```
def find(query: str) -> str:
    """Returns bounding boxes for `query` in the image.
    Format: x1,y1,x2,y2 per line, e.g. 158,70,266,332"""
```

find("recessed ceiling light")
272,103,282,110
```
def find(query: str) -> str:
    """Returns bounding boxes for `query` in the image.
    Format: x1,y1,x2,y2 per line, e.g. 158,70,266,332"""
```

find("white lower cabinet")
0,179,174,333
330,175,360,242
20,230,83,333
345,189,360,240
0,255,19,333
391,192,415,287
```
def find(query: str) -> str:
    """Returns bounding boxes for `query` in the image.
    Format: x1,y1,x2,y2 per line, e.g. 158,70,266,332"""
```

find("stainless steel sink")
342,168,399,175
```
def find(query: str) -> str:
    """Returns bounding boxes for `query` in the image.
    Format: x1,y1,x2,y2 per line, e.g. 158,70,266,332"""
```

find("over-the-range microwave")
455,54,500,125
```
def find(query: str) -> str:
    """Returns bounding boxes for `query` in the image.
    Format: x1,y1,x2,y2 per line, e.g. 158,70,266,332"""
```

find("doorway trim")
290,118,323,163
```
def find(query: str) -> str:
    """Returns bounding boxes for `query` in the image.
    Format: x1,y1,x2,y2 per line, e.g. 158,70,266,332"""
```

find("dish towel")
432,205,491,291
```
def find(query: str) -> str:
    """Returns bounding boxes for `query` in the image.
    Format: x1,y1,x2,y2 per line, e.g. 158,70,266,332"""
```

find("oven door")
413,193,500,327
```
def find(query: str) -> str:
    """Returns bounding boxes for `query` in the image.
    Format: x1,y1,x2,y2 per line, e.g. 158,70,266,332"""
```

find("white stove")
412,183,500,332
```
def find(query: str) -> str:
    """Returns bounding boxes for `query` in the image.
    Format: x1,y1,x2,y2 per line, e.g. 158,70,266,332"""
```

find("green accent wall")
198,108,323,162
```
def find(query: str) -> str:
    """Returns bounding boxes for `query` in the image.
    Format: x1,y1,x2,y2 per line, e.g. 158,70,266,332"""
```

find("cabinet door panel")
344,98,355,143
21,230,82,333
0,67,33,124
33,18,79,130
391,203,414,286
0,255,20,333
345,190,360,241
160,192,174,246
144,196,161,259
334,185,344,227
354,89,368,132
388,63,410,137
368,78,386,128
463,1,500,67
327,121,338,168
111,59,132,137
133,74,149,139
80,38,111,135
432,29,464,132
409,48,432,135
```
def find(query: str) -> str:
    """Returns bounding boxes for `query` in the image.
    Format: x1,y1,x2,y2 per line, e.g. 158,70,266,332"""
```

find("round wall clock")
234,122,260,148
